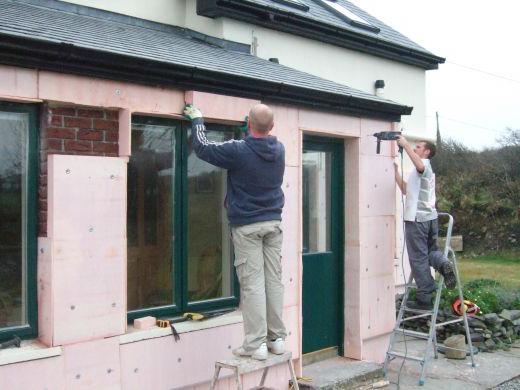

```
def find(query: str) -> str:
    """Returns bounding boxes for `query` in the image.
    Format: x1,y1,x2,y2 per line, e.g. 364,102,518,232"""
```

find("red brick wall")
39,105,119,236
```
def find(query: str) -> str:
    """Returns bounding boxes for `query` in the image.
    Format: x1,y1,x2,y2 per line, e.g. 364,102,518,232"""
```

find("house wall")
61,0,427,134
0,64,395,388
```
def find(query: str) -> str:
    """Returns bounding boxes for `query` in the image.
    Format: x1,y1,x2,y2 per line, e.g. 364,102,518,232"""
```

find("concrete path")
385,337,520,389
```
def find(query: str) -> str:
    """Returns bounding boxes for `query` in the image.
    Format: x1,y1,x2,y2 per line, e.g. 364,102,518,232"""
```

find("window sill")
120,309,243,345
0,311,243,366
0,340,62,366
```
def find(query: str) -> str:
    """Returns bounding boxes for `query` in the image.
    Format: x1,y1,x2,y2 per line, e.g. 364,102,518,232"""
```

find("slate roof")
244,0,432,55
197,0,444,69
0,0,412,119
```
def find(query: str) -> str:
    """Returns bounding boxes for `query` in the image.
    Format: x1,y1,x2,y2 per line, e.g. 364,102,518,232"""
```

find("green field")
456,252,520,289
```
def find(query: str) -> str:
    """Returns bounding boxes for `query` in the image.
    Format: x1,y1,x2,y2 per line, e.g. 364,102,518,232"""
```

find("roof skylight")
272,0,310,12
317,0,380,33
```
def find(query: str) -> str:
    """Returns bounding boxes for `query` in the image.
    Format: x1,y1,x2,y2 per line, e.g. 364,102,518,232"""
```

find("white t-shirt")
404,159,438,222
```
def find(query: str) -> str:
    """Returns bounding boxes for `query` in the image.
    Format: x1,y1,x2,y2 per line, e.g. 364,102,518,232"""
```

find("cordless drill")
373,131,403,154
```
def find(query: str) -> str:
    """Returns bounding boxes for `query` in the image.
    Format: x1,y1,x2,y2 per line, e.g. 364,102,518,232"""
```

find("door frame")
302,134,345,356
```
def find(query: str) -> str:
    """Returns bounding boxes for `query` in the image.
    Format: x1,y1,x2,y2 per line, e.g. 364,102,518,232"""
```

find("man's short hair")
420,140,436,158
249,104,274,133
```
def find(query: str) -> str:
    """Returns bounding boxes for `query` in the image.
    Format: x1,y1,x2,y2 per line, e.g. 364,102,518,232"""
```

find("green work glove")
183,104,203,120
238,116,249,135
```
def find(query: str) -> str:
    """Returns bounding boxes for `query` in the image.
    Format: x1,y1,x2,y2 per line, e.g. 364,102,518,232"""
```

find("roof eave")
0,34,412,121
197,0,445,70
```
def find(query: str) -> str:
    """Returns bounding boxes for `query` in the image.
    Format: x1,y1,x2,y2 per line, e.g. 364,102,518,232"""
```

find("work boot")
232,343,268,360
406,299,433,311
440,261,457,289
267,338,285,355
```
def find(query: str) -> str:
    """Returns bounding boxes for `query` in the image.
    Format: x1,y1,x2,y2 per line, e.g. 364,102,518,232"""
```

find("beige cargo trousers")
231,220,287,352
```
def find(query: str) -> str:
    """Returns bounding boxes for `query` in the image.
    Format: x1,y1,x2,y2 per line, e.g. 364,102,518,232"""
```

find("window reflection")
0,112,28,328
187,128,234,302
303,151,331,253
127,123,175,311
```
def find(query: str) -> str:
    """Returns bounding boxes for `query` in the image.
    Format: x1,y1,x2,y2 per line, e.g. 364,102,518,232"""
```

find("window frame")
0,101,39,342
127,116,240,322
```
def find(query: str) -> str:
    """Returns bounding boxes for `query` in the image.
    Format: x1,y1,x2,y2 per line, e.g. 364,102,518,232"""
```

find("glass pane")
0,111,28,328
127,122,175,311
303,151,331,252
187,127,234,302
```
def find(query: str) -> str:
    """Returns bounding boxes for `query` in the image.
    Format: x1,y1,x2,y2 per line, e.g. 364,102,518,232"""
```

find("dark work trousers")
405,219,448,303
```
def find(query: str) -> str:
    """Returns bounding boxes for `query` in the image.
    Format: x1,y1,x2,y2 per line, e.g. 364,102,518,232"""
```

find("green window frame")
127,116,240,321
0,101,38,342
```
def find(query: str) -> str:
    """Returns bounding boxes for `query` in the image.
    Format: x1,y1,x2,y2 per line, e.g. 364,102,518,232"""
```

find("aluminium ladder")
383,212,476,386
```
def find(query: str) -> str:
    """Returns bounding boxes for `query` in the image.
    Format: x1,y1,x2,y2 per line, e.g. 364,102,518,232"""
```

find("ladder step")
394,328,430,339
401,313,432,322
435,317,464,327
403,307,434,314
387,351,424,362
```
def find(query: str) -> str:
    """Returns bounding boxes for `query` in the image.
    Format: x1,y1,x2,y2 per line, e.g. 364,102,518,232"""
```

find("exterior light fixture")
375,79,385,97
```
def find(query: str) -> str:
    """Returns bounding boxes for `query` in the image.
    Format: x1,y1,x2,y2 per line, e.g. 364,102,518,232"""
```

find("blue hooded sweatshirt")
191,117,285,226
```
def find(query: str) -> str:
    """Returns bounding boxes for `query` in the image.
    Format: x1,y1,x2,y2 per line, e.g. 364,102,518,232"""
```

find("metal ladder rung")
403,307,434,314
394,328,429,339
387,351,425,363
401,313,432,322
435,318,464,327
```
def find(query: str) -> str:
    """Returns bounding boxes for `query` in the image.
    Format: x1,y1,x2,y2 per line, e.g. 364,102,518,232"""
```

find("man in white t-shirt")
394,137,456,310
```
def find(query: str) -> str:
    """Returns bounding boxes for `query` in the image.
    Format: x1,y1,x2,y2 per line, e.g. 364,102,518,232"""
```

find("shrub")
439,279,520,314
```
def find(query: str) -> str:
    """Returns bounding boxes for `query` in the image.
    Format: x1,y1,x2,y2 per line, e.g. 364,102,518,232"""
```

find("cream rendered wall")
62,0,427,135
60,0,187,26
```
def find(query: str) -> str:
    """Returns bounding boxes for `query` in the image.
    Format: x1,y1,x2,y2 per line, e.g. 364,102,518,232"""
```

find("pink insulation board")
120,323,244,389
0,65,39,102
0,355,66,390
298,108,361,138
45,155,127,346
63,337,121,389
281,166,300,308
270,104,300,167
39,71,185,114
185,91,260,123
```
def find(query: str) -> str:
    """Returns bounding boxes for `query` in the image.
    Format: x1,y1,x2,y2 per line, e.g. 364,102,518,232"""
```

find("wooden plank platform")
210,351,299,389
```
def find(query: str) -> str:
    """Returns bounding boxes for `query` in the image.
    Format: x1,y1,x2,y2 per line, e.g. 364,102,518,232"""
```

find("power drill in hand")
373,131,402,154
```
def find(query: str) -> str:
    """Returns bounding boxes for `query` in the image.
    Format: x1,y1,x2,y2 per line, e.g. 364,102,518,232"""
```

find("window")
127,117,239,320
316,0,380,33
0,102,38,341
302,150,332,252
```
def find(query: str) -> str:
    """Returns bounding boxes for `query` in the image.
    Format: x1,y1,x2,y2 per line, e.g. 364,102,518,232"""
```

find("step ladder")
383,213,476,386
209,351,299,390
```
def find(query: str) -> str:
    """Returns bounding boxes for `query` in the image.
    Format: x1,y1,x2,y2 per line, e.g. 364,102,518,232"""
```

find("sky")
353,0,520,150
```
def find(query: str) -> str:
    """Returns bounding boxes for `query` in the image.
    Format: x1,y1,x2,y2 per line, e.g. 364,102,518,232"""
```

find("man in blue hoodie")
184,103,286,361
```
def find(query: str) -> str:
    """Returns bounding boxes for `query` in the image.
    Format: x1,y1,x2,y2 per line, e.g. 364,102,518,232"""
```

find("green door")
302,136,344,355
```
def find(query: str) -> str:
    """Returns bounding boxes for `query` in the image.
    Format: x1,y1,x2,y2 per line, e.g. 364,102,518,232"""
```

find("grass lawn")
456,252,520,289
